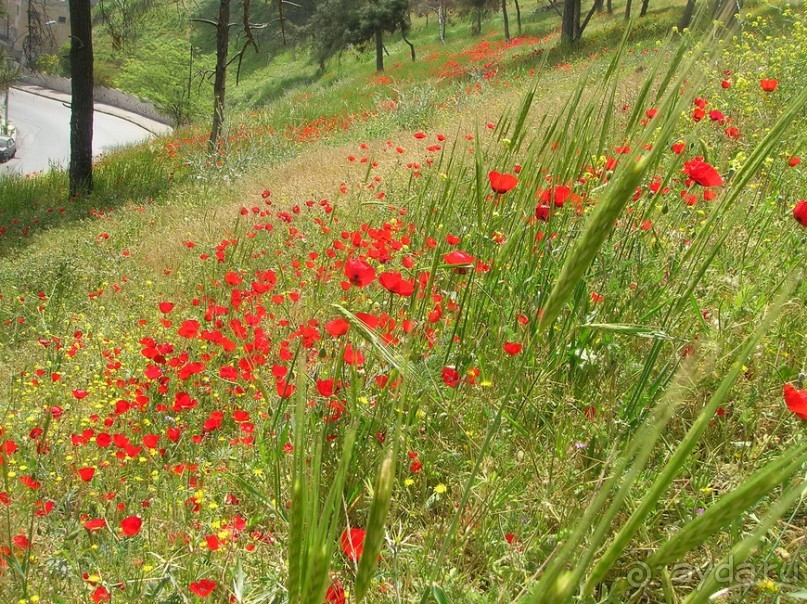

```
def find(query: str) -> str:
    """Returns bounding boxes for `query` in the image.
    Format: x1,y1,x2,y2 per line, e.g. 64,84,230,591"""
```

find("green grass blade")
647,442,807,569
583,272,798,594
684,479,807,604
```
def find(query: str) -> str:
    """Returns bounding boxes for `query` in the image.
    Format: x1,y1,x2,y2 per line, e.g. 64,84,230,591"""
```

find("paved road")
0,87,169,176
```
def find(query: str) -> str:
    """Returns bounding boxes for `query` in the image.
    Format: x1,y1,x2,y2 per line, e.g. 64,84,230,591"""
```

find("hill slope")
0,2,806,602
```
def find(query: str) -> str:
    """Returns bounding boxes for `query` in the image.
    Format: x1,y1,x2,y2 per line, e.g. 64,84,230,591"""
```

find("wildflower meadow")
0,2,805,603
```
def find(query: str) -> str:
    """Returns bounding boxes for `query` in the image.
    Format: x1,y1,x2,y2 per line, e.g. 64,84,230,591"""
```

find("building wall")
1,0,71,61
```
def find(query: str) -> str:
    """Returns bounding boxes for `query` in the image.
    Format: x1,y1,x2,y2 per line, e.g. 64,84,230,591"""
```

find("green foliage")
348,0,411,44
95,0,157,52
456,0,497,34
31,53,60,76
308,0,410,69
117,38,208,126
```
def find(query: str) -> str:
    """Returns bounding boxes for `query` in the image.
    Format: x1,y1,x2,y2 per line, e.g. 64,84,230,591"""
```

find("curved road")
0,87,170,176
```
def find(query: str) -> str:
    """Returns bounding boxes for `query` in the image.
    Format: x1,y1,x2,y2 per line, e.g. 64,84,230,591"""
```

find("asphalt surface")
0,87,171,176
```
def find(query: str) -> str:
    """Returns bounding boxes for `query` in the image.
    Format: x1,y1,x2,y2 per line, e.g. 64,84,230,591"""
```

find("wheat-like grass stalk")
582,271,798,596
536,155,648,334
646,441,807,569
684,478,807,604
354,449,396,602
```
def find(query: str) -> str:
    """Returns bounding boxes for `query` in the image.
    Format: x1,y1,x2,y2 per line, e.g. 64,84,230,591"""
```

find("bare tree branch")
547,0,563,18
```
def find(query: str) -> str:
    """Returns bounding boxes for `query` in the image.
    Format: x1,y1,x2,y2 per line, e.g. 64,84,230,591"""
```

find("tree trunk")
561,0,578,44
607,0,612,14
625,0,633,20
640,0,649,16
579,0,599,36
514,0,522,35
438,0,446,43
679,0,696,28
476,9,482,35
502,0,510,42
713,0,741,24
375,28,384,71
593,0,603,10
69,0,94,196
402,28,416,61
209,0,230,154
277,0,286,45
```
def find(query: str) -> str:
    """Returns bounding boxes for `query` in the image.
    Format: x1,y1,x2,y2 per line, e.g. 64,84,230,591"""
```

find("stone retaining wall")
17,72,173,126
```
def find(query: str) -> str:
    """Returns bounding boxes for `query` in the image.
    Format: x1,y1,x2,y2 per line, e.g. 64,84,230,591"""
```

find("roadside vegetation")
0,1,805,603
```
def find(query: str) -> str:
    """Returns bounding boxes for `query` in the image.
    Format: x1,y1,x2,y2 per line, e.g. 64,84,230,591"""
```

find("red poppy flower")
77,467,95,482
158,302,175,314
683,157,723,187
535,204,550,221
224,271,242,286
34,500,55,517
19,475,41,490
793,200,807,226
343,344,365,366
91,586,111,603
120,515,142,537
488,171,519,194
671,142,685,155
325,318,350,336
178,320,200,338
760,79,778,92
325,581,346,604
789,156,801,167
441,367,460,387
276,379,296,398
503,342,523,355
784,384,807,420
379,271,415,296
340,527,366,562
443,250,474,266
84,518,107,532
344,258,376,287
721,79,731,89
189,579,217,597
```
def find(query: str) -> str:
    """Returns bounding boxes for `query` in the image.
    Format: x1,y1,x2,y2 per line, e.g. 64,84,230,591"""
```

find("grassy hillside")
1,1,806,603
79,0,686,122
